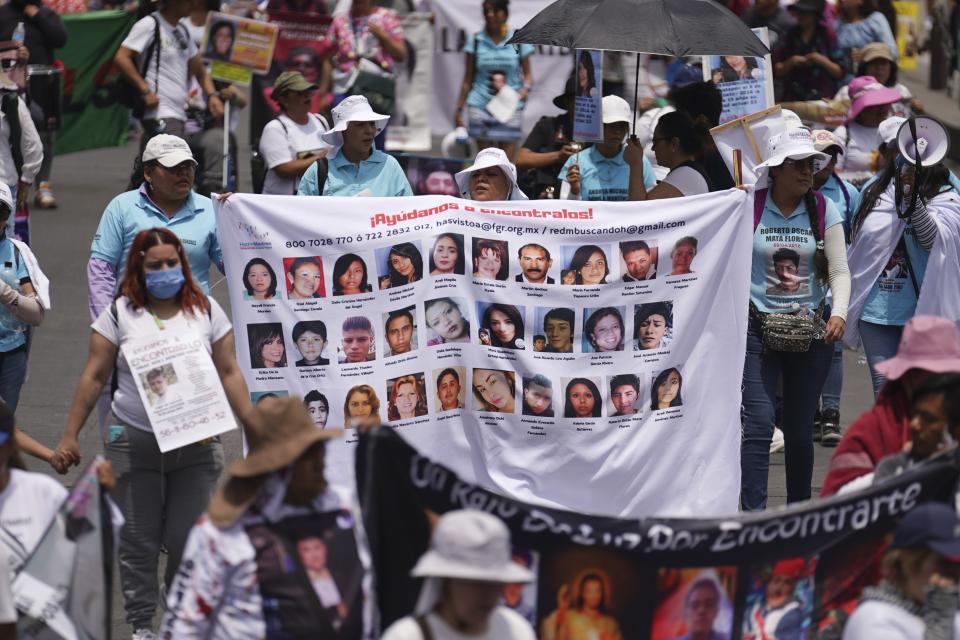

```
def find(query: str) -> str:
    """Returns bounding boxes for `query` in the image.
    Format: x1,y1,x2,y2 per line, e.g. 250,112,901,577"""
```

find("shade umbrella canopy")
508,0,769,57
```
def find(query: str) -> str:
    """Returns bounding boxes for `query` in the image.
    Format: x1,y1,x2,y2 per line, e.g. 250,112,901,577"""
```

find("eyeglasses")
782,157,816,172
651,137,671,145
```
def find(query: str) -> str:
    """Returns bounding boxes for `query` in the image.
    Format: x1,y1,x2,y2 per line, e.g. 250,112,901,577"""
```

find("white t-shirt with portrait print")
91,296,232,433
0,469,67,563
259,113,330,195
122,11,199,122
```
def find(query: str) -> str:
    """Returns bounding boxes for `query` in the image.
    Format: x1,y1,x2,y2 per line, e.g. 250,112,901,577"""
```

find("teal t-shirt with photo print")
750,191,843,313
860,224,929,326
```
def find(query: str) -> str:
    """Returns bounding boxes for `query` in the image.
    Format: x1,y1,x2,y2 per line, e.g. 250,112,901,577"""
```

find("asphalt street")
16,118,878,635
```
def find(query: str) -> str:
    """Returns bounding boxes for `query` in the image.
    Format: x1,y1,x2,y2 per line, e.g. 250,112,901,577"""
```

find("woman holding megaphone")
844,115,960,396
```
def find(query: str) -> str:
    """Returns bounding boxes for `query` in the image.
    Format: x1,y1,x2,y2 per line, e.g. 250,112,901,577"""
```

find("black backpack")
116,15,160,120
0,90,23,179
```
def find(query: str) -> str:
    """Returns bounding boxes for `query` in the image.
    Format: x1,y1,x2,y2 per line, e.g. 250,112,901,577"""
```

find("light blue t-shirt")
751,191,843,313
464,30,535,109
818,173,860,237
860,224,929,326
297,149,413,198
558,146,656,201
0,237,29,353
836,12,898,61
90,187,221,293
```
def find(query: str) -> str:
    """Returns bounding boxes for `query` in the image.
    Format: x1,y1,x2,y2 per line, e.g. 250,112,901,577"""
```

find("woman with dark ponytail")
843,115,959,396
625,111,715,199
741,128,851,512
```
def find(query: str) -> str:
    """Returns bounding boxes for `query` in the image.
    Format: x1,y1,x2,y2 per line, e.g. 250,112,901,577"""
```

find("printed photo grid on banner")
356,428,960,638
217,189,752,518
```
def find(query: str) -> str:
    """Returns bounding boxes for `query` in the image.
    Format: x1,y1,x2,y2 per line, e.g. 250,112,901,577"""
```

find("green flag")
54,10,136,155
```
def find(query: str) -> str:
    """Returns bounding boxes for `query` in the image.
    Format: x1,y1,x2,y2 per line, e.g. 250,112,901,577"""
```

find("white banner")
120,331,237,452
385,13,434,152
216,191,752,518
425,0,574,140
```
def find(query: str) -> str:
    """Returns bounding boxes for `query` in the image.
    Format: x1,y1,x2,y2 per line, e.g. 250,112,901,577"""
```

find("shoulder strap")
813,190,827,237
109,298,121,399
139,16,161,93
414,615,434,640
836,177,851,210
313,156,329,195
1,92,22,178
753,188,768,231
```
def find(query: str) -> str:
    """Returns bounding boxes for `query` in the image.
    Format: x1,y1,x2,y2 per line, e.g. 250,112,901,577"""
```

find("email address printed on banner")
434,217,687,237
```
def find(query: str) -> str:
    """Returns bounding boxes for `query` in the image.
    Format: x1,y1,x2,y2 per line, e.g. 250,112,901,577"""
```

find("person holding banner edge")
741,128,851,512
55,228,255,639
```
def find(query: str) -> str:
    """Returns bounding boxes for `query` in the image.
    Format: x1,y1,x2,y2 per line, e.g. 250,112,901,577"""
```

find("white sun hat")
781,108,805,131
411,510,534,615
320,95,390,157
454,147,529,201
142,134,197,167
756,127,830,172
0,182,11,211
878,116,907,147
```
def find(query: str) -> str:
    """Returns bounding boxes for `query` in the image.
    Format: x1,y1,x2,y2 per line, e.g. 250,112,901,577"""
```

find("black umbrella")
508,0,770,133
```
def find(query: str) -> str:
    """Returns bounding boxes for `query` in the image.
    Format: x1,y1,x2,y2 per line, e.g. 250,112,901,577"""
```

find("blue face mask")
145,267,185,299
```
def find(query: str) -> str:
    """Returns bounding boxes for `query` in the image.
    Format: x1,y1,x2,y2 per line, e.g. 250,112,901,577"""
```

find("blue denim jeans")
741,319,833,511
859,320,904,397
0,345,28,411
820,341,844,412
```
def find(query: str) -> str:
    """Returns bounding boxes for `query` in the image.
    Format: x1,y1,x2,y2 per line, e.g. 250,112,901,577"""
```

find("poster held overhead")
703,27,774,124
573,50,603,142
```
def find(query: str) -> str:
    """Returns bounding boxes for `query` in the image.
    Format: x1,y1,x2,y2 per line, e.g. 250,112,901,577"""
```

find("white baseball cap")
878,116,907,147
0,182,11,211
455,147,529,201
601,95,633,125
811,129,845,155
142,134,197,167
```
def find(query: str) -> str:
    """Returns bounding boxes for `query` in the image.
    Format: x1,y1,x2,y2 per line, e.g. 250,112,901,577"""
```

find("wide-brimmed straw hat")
875,315,960,381
207,396,342,527
454,147,529,201
847,75,902,123
320,95,389,157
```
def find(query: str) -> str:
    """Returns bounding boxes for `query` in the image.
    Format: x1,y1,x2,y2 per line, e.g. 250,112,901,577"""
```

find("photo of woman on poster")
670,237,698,276
576,51,598,98
332,254,374,296
425,297,471,345
472,368,516,413
378,242,423,290
285,257,325,300
344,384,380,429
566,245,610,285
205,20,235,62
249,323,287,369
718,55,760,82
651,368,683,411
473,238,509,280
429,233,465,276
584,307,625,353
242,258,279,300
479,303,525,350
387,374,428,422
564,377,602,418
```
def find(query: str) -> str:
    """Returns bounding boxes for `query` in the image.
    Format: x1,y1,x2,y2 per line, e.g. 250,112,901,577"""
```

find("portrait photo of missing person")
242,257,280,300
522,374,554,417
376,242,423,290
537,547,644,639
478,302,526,350
563,377,603,418
765,247,810,297
283,256,325,300
252,390,289,405
583,307,625,353
500,548,539,628
204,20,235,62
292,320,329,367
650,567,737,640
142,365,181,408
620,240,658,282
669,236,698,276
742,558,815,640
383,307,418,357
562,244,612,285
472,238,509,281
386,373,429,423
248,323,287,369
608,374,642,416
434,366,466,412
338,316,375,364
331,253,374,297
633,301,674,351
515,242,555,284
429,233,465,276
471,368,517,414
651,367,683,411
537,307,575,353
412,158,462,196
344,384,380,430
303,390,331,429
424,297,471,346
532,335,546,352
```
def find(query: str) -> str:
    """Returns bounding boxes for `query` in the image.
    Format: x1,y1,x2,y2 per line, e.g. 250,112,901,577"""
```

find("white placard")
121,331,237,452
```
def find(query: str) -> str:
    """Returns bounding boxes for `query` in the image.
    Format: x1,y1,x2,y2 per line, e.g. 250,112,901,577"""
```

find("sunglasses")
782,157,816,172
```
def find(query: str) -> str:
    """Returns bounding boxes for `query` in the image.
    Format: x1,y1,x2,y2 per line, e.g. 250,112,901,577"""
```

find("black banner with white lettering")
357,429,960,639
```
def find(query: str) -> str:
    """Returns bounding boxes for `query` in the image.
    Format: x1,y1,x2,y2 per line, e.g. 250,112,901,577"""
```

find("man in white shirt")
114,0,223,185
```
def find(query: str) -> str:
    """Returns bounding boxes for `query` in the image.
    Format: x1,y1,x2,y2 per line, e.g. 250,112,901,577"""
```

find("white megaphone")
897,116,950,167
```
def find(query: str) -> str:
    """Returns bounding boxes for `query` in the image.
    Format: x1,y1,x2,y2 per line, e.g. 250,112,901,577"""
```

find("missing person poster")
704,28,775,124
216,189,752,518
359,429,960,636
121,331,238,451
201,12,280,84
573,49,603,142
